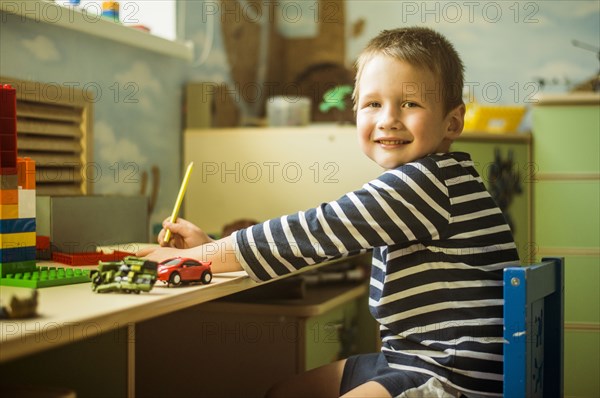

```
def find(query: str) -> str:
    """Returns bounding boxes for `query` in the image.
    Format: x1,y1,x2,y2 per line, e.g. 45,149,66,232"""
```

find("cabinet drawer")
560,255,600,324
533,106,600,174
304,299,358,371
534,180,599,248
565,329,600,397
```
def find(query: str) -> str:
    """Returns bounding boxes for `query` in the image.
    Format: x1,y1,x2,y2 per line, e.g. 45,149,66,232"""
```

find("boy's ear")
445,104,466,140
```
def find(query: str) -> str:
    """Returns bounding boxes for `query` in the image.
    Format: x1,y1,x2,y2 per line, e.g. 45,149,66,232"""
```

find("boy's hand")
136,245,190,263
158,217,213,249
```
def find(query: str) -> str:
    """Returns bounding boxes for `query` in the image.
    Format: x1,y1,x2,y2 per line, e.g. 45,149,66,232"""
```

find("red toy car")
157,257,212,286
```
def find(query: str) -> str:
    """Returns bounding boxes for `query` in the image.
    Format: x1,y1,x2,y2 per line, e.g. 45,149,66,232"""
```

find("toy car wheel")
170,272,182,286
201,271,212,284
92,275,103,285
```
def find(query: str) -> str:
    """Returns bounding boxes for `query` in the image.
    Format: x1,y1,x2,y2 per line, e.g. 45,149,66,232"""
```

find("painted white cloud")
94,120,149,195
534,60,591,80
96,120,148,165
114,62,161,112
21,35,60,61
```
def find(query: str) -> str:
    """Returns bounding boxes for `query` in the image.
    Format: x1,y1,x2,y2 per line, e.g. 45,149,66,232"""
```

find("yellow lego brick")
0,231,36,249
0,189,18,205
0,204,18,219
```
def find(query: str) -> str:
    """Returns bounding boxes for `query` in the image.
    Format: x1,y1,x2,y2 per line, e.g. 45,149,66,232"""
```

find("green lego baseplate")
0,264,91,288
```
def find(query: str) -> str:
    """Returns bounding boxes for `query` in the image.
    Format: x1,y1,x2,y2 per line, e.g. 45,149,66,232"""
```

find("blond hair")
353,27,464,114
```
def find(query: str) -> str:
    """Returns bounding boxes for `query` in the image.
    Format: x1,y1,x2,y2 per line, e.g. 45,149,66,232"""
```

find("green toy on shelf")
319,85,354,113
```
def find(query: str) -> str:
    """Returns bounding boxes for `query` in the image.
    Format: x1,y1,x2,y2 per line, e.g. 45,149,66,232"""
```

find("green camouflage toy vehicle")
90,256,158,294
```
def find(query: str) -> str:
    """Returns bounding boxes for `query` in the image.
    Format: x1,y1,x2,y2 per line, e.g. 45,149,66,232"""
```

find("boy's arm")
138,236,243,274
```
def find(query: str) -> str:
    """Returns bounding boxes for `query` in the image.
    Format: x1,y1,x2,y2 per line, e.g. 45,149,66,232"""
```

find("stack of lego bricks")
0,84,90,288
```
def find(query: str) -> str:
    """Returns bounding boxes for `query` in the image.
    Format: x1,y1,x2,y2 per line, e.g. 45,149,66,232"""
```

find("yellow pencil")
164,161,194,243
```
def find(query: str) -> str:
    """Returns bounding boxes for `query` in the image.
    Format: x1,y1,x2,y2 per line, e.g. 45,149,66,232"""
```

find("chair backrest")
503,257,564,397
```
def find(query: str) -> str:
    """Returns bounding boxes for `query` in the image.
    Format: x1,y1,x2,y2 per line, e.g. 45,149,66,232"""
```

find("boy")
140,27,519,397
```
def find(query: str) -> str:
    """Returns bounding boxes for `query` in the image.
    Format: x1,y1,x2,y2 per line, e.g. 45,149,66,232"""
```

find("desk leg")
128,323,136,398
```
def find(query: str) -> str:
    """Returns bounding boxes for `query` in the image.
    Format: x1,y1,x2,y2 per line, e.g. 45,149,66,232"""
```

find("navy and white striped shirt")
233,152,519,396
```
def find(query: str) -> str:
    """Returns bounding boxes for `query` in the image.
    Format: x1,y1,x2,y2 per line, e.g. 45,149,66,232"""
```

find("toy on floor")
90,256,158,294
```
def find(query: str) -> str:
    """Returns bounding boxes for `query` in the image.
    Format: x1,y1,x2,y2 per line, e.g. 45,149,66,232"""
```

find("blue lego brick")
0,246,36,262
0,218,36,233
0,265,91,288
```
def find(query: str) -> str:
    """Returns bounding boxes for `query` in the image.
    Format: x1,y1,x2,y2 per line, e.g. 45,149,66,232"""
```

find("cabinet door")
184,127,382,235
533,103,600,398
451,140,531,260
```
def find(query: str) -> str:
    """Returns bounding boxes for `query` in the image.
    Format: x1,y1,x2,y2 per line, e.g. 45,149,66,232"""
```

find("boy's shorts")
340,352,466,397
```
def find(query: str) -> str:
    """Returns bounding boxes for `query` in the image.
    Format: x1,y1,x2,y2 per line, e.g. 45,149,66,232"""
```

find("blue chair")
503,257,564,397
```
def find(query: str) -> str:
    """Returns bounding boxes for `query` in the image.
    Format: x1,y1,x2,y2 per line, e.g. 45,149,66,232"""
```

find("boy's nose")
376,107,403,130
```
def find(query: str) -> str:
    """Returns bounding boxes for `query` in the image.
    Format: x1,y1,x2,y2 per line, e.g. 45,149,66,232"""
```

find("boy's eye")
368,102,381,108
401,102,418,108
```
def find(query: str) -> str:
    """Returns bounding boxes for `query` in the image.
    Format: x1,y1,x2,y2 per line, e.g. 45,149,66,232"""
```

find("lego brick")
1,174,17,189
0,259,36,277
0,204,18,219
0,265,91,288
0,189,18,205
52,250,132,266
18,189,36,218
0,131,17,172
0,218,36,233
36,235,50,250
0,85,17,174
0,246,36,262
36,235,51,260
37,195,148,252
0,84,16,118
0,166,18,176
0,117,16,134
17,157,36,189
0,231,36,249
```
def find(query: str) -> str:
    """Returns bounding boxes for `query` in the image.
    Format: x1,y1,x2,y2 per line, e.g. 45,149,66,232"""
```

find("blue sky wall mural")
1,0,598,236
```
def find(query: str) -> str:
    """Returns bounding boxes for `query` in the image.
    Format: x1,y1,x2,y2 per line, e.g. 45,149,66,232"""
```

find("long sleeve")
232,157,452,282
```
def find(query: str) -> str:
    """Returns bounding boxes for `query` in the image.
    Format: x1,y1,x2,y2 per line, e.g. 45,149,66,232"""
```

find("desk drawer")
304,298,359,371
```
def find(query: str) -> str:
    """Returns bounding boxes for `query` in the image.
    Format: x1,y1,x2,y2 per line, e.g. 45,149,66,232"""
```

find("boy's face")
356,55,464,169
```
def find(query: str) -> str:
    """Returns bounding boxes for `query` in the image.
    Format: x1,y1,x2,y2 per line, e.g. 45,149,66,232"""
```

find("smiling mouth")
375,139,411,145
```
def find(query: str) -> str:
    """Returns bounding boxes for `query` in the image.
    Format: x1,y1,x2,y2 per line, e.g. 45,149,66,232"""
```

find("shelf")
459,131,532,143
0,0,193,61
535,92,600,106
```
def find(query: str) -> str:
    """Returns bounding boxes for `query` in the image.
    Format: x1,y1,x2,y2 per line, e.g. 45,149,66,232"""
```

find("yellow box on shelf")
464,103,527,134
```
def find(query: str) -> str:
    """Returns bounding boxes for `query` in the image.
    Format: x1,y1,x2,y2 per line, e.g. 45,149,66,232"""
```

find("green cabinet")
532,95,600,397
